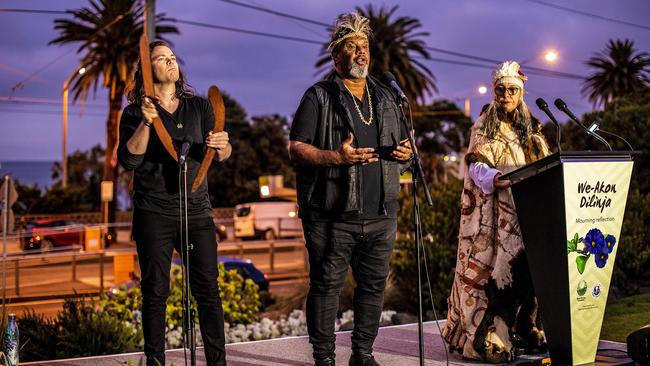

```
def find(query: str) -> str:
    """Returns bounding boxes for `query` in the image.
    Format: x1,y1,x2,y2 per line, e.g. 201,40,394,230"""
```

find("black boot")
315,356,336,366
349,353,381,366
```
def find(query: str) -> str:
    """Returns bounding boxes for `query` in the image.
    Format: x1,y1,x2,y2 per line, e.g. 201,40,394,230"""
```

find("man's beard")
349,63,368,78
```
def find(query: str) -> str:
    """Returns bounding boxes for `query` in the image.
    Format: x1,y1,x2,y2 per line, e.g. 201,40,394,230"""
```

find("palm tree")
582,39,650,108
315,4,437,104
50,0,178,227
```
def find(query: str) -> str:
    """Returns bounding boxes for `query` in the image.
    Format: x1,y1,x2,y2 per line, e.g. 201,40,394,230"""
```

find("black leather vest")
296,75,401,219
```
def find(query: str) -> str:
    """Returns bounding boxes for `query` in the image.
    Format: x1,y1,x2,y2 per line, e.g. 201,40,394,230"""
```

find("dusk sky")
1,0,649,161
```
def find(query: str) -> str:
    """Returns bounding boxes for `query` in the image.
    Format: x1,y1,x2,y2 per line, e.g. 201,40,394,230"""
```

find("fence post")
72,253,77,281
269,241,275,274
238,243,244,258
14,260,19,296
99,252,104,294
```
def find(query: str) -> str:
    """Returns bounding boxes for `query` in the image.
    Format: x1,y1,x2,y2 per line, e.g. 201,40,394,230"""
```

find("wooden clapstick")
191,85,226,192
138,34,178,162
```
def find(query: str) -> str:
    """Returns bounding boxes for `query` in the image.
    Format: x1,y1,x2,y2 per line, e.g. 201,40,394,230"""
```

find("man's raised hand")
337,132,378,165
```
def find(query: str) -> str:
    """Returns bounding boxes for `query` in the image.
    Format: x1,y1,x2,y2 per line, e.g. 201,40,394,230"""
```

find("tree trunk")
101,83,125,244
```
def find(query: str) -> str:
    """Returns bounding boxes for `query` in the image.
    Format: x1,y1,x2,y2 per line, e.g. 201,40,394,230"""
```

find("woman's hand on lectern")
494,172,511,189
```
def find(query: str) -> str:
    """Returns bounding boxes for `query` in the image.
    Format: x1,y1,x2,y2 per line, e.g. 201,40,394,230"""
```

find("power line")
0,96,106,108
175,18,584,80
173,18,322,45
238,0,327,38
525,0,650,31
0,108,106,117
214,0,585,78
9,51,74,93
424,47,584,79
0,8,66,15
218,0,330,27
2,5,585,85
3,8,132,93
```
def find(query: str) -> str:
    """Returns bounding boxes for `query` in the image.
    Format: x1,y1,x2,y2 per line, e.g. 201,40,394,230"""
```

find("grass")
600,291,650,342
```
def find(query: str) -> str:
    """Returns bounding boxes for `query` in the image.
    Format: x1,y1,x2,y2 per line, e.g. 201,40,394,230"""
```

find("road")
1,237,308,318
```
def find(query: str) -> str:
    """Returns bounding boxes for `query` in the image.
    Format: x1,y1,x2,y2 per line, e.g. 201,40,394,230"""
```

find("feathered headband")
492,61,528,88
327,12,372,51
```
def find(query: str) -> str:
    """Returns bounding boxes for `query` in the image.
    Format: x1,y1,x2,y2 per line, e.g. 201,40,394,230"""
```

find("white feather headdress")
492,61,528,88
327,12,372,51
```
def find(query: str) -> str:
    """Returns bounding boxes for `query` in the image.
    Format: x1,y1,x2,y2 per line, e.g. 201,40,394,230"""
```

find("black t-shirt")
290,81,407,220
117,95,215,218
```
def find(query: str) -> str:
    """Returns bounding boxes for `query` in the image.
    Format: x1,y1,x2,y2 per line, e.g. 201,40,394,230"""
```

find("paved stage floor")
22,321,634,365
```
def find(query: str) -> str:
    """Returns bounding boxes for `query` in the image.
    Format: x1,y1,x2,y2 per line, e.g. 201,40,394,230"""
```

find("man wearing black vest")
288,12,412,366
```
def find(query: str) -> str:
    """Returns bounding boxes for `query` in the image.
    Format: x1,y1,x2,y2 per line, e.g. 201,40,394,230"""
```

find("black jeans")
133,210,226,366
302,218,397,360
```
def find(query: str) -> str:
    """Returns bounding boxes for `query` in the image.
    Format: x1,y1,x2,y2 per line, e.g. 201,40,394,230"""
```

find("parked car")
221,256,269,292
172,256,269,292
108,256,270,299
233,200,301,240
22,219,84,251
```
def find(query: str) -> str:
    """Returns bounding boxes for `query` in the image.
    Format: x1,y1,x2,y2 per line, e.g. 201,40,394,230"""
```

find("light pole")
464,85,488,117
61,67,85,189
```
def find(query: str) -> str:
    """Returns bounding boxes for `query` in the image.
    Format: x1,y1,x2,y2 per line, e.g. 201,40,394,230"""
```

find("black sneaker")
349,353,381,366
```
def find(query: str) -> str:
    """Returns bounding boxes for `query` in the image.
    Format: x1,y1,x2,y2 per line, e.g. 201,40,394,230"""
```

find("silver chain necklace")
344,83,373,126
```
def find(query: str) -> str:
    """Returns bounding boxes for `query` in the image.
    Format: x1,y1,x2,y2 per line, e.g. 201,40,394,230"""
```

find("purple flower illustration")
582,228,605,255
604,234,616,254
594,252,609,268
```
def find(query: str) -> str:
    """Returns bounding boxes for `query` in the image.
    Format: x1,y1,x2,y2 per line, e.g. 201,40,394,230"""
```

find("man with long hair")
289,12,412,366
442,61,549,363
118,40,230,366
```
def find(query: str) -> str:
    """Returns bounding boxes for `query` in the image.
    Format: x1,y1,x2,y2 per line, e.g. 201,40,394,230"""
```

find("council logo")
592,283,602,298
577,280,588,296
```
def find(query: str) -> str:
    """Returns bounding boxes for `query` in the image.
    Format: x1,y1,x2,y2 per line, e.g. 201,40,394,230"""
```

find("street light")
521,49,560,65
544,50,558,63
62,67,86,189
478,85,488,95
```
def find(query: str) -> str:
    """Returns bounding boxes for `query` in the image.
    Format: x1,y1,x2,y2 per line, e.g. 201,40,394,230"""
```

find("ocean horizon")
0,161,56,189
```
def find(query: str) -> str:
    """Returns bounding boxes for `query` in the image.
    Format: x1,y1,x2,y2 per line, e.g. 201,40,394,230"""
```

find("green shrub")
56,297,142,357
18,297,141,362
391,178,462,316
217,262,261,324
100,263,261,328
16,310,58,361
613,189,650,294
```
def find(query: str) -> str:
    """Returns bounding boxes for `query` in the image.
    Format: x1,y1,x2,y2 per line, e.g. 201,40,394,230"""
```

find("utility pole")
144,0,156,40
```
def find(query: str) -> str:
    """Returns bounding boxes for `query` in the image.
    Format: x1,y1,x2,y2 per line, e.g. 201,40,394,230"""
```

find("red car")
23,219,84,251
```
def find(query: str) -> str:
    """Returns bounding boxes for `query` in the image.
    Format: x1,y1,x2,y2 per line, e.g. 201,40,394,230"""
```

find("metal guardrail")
218,239,308,275
4,247,111,296
13,208,235,230
4,239,307,300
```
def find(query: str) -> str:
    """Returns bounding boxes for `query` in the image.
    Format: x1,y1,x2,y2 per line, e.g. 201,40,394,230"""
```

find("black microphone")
553,98,581,123
535,98,562,152
382,72,408,102
179,136,193,166
554,98,611,150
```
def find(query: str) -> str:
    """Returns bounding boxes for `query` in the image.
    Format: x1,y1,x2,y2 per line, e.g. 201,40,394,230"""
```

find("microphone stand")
556,102,612,151
587,119,635,151
179,160,196,366
397,98,433,366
